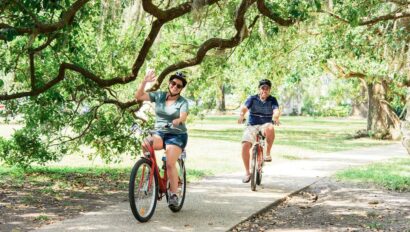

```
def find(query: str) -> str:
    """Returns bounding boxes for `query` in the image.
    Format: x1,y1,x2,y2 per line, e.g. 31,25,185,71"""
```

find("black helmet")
258,79,272,88
169,71,187,88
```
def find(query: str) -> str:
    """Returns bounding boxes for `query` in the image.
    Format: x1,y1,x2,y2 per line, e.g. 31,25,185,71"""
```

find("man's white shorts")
242,122,272,144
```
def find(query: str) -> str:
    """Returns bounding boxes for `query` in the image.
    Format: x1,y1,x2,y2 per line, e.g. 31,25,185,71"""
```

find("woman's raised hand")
144,69,156,83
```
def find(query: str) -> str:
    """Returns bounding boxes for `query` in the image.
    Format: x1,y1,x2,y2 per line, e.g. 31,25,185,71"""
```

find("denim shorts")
154,131,188,150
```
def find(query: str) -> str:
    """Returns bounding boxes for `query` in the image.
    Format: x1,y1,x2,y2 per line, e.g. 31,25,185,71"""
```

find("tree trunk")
218,84,226,112
367,83,374,131
367,81,401,140
401,89,410,155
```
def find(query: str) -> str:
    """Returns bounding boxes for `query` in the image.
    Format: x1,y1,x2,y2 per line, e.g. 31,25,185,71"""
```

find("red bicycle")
250,129,266,191
128,123,186,222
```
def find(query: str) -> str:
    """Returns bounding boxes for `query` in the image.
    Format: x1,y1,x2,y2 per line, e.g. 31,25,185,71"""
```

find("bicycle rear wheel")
129,158,158,222
250,145,258,191
167,158,186,212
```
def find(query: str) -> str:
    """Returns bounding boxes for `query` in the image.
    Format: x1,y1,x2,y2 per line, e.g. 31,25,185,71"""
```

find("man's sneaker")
168,194,179,207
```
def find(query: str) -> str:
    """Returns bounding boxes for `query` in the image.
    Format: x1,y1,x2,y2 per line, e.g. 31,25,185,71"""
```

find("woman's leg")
142,134,164,152
165,144,182,194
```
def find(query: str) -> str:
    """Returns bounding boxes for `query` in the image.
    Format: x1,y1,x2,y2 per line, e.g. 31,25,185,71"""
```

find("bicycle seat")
258,131,266,140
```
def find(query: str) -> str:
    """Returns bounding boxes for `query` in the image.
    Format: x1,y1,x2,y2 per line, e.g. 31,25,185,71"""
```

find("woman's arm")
173,112,188,126
135,69,156,101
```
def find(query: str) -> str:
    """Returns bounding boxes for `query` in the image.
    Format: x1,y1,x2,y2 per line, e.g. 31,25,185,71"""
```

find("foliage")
1,0,409,166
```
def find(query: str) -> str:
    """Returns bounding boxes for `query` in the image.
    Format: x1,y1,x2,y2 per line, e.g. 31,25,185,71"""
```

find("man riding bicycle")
237,79,280,183
134,69,189,207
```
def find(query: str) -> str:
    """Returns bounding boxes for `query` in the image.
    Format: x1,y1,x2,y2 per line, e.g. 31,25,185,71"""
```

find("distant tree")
319,0,410,139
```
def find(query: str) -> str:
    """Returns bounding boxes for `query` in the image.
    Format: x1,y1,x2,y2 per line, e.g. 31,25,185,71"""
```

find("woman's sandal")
242,174,251,183
264,155,272,162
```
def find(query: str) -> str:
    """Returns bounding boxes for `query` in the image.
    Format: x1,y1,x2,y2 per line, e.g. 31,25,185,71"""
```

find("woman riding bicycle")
134,69,189,208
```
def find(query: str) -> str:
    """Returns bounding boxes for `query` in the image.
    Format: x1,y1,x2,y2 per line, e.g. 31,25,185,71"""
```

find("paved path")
34,143,407,232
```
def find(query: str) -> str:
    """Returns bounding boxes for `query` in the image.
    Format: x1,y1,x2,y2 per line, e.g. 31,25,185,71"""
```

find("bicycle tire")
250,145,258,191
168,158,186,212
256,167,262,185
129,158,158,222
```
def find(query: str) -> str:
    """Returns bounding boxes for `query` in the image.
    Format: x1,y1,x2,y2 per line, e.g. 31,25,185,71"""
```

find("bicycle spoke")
129,159,158,222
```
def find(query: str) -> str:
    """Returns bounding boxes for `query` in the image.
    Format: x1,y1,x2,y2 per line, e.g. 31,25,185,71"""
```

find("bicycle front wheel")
129,158,158,222
250,145,258,191
168,158,186,212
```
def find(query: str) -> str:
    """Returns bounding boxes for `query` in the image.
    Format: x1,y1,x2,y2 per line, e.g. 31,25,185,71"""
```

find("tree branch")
1,0,90,37
322,8,410,26
148,0,256,90
142,0,220,22
49,104,101,147
256,0,296,26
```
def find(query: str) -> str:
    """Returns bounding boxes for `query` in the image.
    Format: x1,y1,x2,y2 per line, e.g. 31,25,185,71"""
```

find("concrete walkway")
34,143,407,232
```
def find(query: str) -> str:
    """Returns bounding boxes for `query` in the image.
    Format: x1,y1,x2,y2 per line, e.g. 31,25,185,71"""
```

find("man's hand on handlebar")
238,115,246,124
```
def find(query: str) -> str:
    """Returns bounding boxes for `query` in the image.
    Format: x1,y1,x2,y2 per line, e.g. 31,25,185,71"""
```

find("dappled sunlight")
268,229,323,232
62,225,113,231
19,212,57,218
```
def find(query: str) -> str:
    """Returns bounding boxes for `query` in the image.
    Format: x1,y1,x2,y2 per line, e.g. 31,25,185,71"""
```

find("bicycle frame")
141,136,168,199
250,129,267,191
254,131,266,171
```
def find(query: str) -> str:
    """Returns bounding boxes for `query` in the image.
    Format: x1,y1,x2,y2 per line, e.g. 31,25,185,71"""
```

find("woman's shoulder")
153,91,167,97
178,96,189,104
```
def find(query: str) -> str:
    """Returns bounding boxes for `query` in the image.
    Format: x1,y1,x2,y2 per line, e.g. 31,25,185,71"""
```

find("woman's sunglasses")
170,81,183,89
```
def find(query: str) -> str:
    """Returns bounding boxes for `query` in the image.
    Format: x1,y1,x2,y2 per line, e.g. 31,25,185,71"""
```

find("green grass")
34,215,50,222
190,115,393,152
0,165,210,191
367,222,383,230
186,169,212,182
335,158,410,192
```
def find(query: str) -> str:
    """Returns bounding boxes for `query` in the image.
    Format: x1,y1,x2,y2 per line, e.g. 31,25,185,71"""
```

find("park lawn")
0,165,207,193
335,158,410,192
189,115,394,152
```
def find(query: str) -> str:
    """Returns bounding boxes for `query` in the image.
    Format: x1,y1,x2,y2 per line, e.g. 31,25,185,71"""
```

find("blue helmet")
169,71,187,88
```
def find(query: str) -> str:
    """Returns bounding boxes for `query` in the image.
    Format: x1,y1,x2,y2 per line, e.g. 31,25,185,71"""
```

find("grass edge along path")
334,158,410,192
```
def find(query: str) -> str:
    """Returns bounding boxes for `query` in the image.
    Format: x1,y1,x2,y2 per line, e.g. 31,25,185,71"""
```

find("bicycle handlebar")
131,122,184,135
240,119,280,126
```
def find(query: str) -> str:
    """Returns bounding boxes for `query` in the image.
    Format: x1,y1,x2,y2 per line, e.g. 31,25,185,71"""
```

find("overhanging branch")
256,0,296,26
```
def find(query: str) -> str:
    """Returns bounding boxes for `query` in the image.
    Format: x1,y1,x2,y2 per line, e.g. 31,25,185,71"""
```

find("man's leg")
242,141,252,176
241,126,256,182
264,124,275,161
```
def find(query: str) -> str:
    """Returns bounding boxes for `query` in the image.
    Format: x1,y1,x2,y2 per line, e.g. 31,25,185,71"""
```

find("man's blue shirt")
245,95,279,125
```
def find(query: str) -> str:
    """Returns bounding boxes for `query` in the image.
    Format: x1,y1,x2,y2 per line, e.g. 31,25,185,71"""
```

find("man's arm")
238,106,248,124
273,108,280,125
